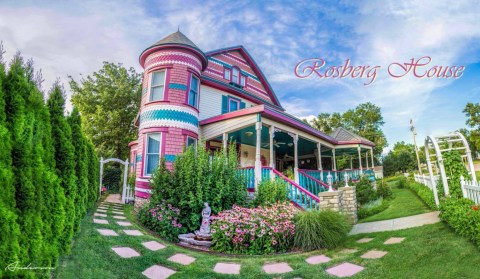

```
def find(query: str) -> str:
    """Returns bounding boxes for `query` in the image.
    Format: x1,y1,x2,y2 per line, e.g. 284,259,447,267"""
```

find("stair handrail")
298,169,331,191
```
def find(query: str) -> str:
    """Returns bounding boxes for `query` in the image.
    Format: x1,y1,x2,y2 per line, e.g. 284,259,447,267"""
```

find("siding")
198,85,255,121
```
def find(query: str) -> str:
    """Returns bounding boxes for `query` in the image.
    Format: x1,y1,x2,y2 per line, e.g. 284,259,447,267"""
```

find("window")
186,136,197,149
150,71,166,101
240,76,246,87
232,67,239,84
144,133,161,176
229,98,240,112
188,75,199,108
224,68,231,80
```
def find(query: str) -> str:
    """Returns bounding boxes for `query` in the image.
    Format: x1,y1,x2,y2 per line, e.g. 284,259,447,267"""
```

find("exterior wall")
198,85,255,121
239,144,270,167
204,50,273,103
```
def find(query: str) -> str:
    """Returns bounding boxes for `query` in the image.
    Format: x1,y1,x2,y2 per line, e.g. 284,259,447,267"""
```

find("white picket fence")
124,184,135,204
461,176,480,204
414,174,439,191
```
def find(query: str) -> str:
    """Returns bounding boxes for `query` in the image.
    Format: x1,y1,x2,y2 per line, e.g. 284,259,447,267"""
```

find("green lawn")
56,199,480,278
359,181,431,223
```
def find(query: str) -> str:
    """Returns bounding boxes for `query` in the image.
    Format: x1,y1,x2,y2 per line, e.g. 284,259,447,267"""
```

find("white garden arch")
424,132,477,205
99,157,134,204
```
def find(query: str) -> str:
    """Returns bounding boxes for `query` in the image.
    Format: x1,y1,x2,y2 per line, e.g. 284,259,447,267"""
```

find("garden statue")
178,202,213,248
194,202,212,240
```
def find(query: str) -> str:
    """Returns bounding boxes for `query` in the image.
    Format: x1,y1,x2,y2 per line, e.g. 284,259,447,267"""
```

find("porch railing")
298,169,329,195
261,166,270,181
269,167,320,210
299,169,363,183
238,166,255,190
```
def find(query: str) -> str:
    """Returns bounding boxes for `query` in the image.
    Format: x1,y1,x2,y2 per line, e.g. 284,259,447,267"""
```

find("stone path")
350,211,440,235
92,194,411,278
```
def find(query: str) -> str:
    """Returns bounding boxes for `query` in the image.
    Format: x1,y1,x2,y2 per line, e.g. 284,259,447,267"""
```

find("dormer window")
224,66,247,88
150,70,166,101
232,67,240,84
224,68,231,80
240,76,246,87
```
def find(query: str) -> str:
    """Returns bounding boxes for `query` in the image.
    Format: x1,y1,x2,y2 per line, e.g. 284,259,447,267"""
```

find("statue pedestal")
178,233,212,249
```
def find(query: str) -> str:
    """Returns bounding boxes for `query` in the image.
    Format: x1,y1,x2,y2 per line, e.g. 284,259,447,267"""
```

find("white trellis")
99,157,134,204
424,132,477,205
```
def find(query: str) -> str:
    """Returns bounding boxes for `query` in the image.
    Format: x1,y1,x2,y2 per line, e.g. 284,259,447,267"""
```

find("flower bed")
138,200,186,242
210,203,296,254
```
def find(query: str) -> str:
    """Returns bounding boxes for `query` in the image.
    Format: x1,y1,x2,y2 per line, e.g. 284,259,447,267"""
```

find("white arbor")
99,157,134,204
424,132,477,205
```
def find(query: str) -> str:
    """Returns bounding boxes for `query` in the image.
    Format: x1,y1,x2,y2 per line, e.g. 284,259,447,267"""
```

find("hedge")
440,197,480,245
405,181,437,210
0,55,99,278
358,198,390,219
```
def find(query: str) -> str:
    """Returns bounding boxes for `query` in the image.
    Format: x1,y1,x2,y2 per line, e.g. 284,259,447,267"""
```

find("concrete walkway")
350,211,440,235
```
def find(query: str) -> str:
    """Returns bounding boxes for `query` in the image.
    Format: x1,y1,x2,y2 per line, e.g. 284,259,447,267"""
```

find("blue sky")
1,0,479,153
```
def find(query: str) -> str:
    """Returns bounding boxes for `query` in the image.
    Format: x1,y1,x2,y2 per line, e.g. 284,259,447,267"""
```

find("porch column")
294,134,299,184
317,142,323,180
222,132,228,150
254,121,262,190
332,148,337,182
269,126,275,180
357,146,363,171
365,151,369,169
350,155,353,169
370,148,375,168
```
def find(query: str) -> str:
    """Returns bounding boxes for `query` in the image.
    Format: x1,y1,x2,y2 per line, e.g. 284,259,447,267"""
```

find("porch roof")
199,105,375,148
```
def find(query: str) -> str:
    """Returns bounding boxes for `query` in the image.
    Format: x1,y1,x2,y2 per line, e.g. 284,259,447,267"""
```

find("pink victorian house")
129,31,375,209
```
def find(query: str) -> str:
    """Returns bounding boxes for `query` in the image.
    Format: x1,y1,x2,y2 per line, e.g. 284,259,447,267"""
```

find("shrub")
294,210,351,251
397,176,407,189
358,198,390,219
253,178,288,206
355,176,377,205
377,180,393,199
149,144,247,232
405,181,437,209
438,151,470,198
440,197,480,243
103,166,122,192
210,203,296,254
138,201,186,242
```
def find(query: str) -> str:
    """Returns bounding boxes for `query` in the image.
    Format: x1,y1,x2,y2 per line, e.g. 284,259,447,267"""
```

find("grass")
359,181,431,223
55,197,480,278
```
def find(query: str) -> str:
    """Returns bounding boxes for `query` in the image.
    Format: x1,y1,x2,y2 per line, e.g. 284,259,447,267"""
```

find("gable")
203,47,282,108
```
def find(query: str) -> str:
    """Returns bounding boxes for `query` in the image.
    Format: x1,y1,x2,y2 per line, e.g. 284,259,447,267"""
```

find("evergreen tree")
0,48,20,279
3,55,44,277
47,83,77,252
86,140,100,205
68,107,89,230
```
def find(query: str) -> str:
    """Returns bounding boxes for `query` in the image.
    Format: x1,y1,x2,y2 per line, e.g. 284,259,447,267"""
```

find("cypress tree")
3,55,43,277
0,49,20,279
47,84,77,252
68,107,88,230
86,140,100,205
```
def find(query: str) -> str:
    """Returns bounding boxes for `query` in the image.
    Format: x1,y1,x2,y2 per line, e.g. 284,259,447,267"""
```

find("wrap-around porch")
200,105,376,210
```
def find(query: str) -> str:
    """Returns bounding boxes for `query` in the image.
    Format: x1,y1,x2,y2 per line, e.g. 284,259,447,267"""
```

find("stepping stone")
113,215,126,220
112,211,124,215
98,207,108,210
111,247,141,258
384,237,405,244
168,253,196,265
123,229,143,236
94,213,107,218
306,255,331,265
326,263,364,277
142,241,166,251
93,219,108,224
361,250,388,259
116,221,132,226
213,263,241,275
97,229,118,236
357,238,374,243
262,263,293,274
142,264,176,279
97,209,107,213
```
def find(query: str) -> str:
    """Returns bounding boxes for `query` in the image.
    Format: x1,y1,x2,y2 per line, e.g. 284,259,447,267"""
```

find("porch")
200,105,376,210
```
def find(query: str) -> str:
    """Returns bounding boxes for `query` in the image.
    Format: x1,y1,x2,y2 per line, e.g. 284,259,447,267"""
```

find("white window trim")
149,70,166,102
144,133,162,177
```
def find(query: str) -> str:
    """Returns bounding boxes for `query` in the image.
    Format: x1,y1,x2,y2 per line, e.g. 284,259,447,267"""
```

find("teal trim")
256,113,261,122
221,95,228,114
140,109,199,127
208,57,260,82
136,154,142,162
169,83,187,91
164,154,176,162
